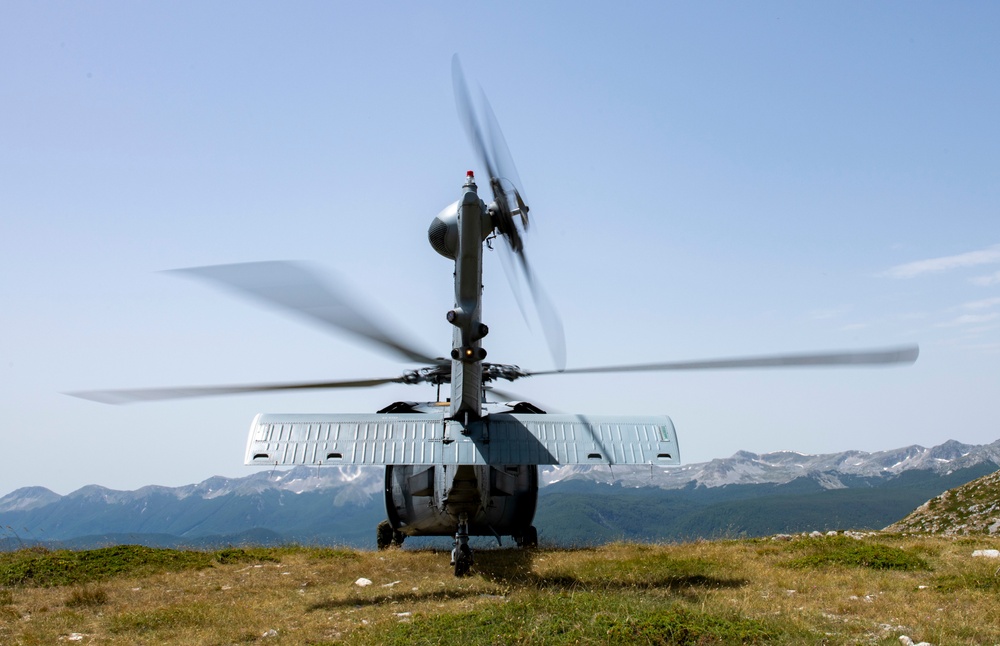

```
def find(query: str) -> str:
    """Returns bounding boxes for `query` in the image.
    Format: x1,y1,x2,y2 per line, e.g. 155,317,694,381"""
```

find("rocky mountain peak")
0,486,61,512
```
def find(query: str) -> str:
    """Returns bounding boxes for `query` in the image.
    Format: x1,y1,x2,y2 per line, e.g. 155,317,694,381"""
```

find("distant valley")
2,439,998,550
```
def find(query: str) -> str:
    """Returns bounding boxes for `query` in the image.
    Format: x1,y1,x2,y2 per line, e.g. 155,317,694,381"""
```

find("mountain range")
2,439,998,550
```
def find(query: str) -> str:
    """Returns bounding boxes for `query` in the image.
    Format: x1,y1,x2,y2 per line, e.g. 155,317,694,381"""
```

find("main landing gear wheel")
376,520,405,550
515,525,538,548
377,520,392,550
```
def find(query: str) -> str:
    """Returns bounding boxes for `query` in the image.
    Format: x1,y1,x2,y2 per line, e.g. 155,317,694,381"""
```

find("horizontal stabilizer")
245,412,679,466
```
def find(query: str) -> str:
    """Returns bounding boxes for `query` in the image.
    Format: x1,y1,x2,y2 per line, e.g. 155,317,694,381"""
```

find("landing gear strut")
450,513,473,576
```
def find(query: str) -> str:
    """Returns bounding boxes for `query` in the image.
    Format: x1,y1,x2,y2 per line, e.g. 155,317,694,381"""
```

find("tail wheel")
454,544,473,577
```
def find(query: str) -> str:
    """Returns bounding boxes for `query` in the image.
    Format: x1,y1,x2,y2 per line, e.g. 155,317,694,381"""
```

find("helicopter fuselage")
385,463,538,543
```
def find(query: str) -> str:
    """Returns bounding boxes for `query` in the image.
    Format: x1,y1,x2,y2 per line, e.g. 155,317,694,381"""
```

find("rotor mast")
448,171,489,420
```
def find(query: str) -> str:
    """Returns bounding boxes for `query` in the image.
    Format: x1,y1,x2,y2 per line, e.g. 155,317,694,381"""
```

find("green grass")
0,544,285,587
602,605,783,645
107,603,213,634
356,594,797,645
64,585,110,608
784,536,929,571
213,547,280,565
3,537,1000,644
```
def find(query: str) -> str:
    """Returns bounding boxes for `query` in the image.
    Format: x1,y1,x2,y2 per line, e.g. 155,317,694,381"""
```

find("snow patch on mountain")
2,439,998,512
541,439,1000,490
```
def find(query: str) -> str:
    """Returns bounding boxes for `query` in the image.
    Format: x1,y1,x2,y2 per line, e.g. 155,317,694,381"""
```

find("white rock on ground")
971,549,1000,558
355,577,373,587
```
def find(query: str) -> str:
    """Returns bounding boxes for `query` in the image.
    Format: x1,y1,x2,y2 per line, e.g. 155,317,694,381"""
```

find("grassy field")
2,534,999,644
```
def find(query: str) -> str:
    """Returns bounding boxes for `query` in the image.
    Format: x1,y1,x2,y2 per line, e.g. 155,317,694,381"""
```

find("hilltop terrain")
5,440,1000,643
3,534,1000,645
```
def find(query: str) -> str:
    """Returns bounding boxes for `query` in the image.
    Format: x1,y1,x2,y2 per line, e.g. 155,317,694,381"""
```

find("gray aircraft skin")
72,56,919,576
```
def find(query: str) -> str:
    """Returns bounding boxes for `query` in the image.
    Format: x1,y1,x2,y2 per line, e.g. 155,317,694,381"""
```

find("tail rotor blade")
452,55,564,370
479,85,528,225
452,54,496,182
452,55,519,219
496,236,531,325
519,254,566,372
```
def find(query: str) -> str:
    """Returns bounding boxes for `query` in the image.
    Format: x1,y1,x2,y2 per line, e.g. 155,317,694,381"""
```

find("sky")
2,3,1000,496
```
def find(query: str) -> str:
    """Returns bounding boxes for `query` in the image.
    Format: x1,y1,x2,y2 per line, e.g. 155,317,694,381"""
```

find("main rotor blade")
68,376,403,405
526,345,919,377
486,386,558,414
171,262,442,366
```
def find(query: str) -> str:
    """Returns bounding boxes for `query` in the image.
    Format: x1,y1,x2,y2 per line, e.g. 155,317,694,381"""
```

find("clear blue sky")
3,3,999,495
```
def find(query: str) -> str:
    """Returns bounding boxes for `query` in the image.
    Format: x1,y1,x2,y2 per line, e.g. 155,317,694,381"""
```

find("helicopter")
74,56,919,576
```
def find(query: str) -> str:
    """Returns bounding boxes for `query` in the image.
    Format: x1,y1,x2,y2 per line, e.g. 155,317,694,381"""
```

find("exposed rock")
972,549,1000,558
885,468,1000,536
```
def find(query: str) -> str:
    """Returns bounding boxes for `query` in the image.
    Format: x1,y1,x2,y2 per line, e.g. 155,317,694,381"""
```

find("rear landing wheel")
453,544,473,576
451,513,473,576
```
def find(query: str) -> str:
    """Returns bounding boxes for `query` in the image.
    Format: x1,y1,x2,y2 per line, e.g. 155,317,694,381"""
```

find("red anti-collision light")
466,170,474,177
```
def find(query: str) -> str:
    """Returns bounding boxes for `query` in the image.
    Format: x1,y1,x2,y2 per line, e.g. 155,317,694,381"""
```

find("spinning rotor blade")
171,262,442,366
486,386,558,414
452,54,566,371
495,236,531,326
480,89,529,230
484,386,522,403
521,256,567,371
68,376,403,405
452,55,494,180
525,345,919,377
452,55,522,250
